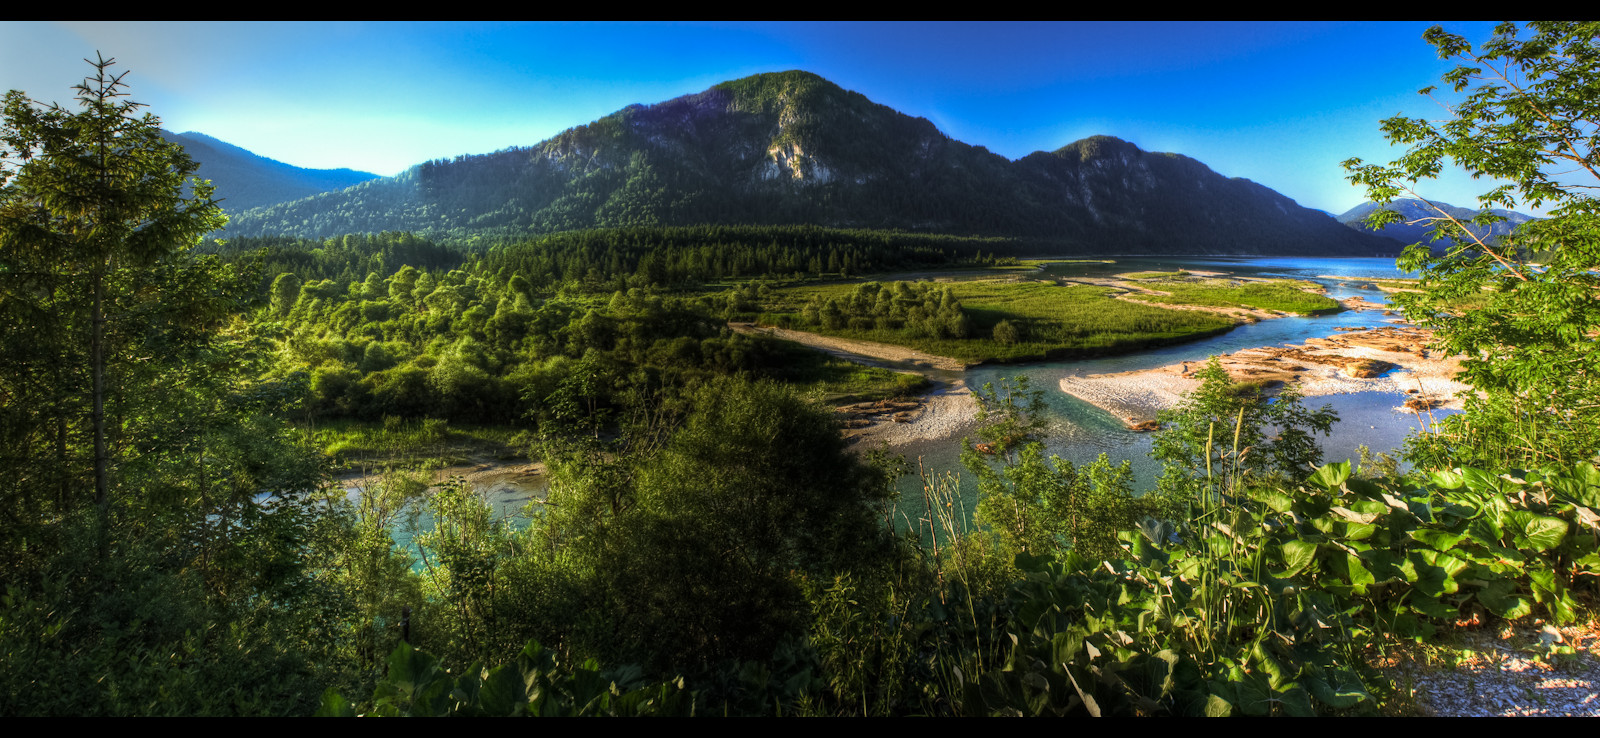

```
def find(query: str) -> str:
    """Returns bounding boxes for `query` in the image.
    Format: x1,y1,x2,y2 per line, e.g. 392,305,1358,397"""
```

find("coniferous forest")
2,24,1599,716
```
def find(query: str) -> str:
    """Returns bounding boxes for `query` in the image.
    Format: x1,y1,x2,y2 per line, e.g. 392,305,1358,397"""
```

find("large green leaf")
1256,489,1297,514
1307,462,1351,490
315,688,356,717
477,663,528,717
1475,580,1533,620
1305,668,1369,709
1460,468,1506,495
1408,594,1460,620
1340,521,1378,541
1410,529,1465,551
1275,539,1319,578
1410,549,1467,597
1430,469,1465,489
1275,683,1316,717
1234,668,1274,717
1527,569,1578,624
1358,548,1407,584
1204,689,1234,717
1335,552,1376,593
1465,515,1504,546
1511,512,1568,552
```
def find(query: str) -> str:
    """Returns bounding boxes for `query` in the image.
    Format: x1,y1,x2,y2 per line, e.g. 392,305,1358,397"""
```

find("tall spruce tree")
1,54,226,536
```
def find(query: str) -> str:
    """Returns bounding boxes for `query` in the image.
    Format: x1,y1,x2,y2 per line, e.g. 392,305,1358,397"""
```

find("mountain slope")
220,71,1395,256
161,130,380,214
1337,198,1537,250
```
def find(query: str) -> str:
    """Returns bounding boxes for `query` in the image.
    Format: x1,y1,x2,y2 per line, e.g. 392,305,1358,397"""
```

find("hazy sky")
2,21,1516,215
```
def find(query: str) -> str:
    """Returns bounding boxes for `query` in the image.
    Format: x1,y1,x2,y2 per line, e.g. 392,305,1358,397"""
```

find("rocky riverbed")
1058,325,1470,430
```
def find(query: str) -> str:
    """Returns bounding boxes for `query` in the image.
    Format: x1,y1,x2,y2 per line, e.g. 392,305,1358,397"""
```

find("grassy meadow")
1123,276,1343,315
757,278,1238,363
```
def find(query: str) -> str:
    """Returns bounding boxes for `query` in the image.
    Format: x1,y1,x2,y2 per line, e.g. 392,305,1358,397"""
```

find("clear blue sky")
2,21,1514,215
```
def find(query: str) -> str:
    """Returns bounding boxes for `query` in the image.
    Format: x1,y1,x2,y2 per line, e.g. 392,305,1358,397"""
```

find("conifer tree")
1,54,226,531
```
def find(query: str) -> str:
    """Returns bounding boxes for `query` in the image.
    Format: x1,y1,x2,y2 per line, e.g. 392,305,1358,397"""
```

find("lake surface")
434,257,1455,535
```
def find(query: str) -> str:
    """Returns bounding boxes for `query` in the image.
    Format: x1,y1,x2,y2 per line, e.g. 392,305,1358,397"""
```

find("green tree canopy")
1151,358,1337,498
1343,21,1600,467
1,54,227,530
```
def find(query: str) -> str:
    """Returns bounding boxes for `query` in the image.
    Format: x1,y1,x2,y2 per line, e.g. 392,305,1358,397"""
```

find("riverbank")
1058,325,1470,429
336,455,546,496
840,378,980,448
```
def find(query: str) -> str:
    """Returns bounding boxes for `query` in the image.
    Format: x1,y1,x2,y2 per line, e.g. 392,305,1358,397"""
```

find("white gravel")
1382,622,1600,716
850,381,979,447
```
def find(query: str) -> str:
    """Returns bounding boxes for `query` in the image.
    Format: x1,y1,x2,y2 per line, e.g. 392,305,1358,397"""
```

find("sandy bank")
842,379,979,448
1318,276,1424,294
1058,326,1471,429
725,322,980,447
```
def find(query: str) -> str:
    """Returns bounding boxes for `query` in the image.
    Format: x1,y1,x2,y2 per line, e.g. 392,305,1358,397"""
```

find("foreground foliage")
320,453,1599,716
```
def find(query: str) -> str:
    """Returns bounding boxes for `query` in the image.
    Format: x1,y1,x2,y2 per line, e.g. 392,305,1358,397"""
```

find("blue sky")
2,21,1514,215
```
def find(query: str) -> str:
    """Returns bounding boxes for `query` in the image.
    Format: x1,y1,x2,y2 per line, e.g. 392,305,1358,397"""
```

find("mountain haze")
160,130,380,213
220,71,1394,256
1337,198,1537,251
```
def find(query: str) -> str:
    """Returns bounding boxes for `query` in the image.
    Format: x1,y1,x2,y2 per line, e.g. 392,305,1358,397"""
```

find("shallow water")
886,257,1455,528
433,257,1451,535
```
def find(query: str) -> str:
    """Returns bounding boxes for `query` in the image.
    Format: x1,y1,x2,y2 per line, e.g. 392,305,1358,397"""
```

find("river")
405,256,1457,536
883,256,1455,524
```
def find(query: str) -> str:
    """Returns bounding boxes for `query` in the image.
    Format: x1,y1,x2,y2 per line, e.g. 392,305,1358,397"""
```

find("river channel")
389,256,1457,536
884,257,1454,524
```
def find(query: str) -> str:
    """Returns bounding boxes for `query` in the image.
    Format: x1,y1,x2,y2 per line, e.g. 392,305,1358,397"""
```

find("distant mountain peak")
1337,198,1537,250
161,130,381,213
1054,135,1141,161
217,71,1397,257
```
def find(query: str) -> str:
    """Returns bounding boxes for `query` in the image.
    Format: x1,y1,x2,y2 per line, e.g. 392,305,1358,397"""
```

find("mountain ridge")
214,70,1396,256
1336,198,1537,250
160,130,380,213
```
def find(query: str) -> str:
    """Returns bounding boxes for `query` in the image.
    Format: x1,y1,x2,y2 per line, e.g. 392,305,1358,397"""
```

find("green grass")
753,337,930,402
1128,278,1343,315
1121,270,1190,280
762,279,1237,363
310,417,528,470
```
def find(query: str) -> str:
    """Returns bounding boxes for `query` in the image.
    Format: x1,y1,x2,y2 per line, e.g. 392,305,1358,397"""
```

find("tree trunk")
92,266,108,551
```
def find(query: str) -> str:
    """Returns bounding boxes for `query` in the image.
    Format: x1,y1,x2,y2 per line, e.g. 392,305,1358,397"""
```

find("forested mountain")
220,71,1394,256
1337,198,1537,250
160,130,380,213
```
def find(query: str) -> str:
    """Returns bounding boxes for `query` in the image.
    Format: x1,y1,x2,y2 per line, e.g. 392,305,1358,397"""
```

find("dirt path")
728,322,970,372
